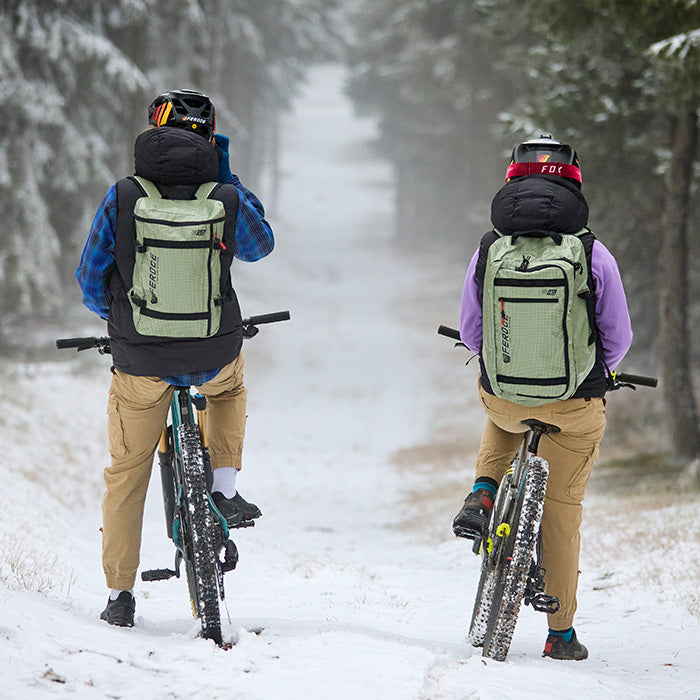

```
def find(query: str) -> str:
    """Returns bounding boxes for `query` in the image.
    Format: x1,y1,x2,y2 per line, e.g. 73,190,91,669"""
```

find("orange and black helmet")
148,89,215,141
506,135,582,184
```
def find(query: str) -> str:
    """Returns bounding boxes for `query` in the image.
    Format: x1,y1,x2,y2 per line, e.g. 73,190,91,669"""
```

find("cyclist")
452,137,632,660
76,89,274,628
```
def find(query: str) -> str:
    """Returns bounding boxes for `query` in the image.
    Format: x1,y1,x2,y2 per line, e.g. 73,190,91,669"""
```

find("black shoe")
100,591,135,627
543,629,588,660
453,489,495,540
212,491,262,527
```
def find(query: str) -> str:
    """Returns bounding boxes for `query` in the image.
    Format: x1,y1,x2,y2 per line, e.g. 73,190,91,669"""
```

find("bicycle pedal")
524,593,560,614
229,518,256,529
141,568,177,582
453,525,480,540
221,540,239,572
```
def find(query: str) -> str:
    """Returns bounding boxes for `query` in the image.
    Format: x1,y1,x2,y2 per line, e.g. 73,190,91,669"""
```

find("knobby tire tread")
483,457,548,661
178,422,222,645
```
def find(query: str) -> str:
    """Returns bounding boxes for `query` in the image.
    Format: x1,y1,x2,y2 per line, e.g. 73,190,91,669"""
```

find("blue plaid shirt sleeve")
76,185,117,320
220,172,275,262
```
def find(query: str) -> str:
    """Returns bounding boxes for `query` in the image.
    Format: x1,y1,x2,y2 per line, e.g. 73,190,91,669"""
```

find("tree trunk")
659,104,700,461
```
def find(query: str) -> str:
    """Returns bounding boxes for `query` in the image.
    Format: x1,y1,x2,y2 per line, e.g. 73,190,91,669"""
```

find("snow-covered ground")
0,65,697,699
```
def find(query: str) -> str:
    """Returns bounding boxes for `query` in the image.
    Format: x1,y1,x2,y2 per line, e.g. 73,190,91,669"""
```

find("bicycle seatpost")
521,419,561,455
527,430,545,455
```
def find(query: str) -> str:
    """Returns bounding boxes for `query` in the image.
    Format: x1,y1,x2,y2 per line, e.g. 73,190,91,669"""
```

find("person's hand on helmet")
214,134,233,182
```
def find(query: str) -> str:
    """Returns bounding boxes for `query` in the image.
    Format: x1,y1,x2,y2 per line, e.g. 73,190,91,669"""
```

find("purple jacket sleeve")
459,250,482,354
590,239,633,370
459,239,633,370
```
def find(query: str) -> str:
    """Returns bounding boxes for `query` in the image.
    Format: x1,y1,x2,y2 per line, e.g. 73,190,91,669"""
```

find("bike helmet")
505,135,582,183
148,89,216,141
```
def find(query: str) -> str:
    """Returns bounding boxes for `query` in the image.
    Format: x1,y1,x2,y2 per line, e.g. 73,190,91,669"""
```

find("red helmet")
148,89,215,141
505,135,581,183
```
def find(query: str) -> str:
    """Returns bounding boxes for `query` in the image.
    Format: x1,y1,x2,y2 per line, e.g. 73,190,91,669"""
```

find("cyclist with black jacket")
77,90,274,628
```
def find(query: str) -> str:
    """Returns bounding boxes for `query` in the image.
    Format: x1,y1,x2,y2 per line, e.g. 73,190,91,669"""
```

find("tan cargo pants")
474,379,606,630
102,353,247,590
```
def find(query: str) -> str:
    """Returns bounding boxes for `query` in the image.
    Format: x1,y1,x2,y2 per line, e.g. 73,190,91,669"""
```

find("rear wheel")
482,457,549,661
178,422,222,645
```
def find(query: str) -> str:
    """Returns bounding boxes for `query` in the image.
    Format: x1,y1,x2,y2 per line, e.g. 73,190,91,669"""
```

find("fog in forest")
1,1,699,465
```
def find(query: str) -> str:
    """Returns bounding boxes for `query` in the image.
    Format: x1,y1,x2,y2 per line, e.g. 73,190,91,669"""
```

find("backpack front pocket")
129,187,225,338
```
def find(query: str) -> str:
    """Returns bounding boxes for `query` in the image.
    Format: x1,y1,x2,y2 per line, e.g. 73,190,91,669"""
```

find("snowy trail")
0,65,697,699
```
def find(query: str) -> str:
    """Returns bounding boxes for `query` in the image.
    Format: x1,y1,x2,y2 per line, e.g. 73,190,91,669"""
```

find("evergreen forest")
1,0,699,466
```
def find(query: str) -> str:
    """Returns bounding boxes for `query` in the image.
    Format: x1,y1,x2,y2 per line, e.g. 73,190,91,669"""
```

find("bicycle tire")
468,470,512,647
482,456,549,661
178,422,223,645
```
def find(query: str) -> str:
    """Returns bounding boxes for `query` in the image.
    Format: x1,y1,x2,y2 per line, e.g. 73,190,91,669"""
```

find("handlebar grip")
437,325,462,341
243,311,291,326
56,337,99,350
615,372,658,388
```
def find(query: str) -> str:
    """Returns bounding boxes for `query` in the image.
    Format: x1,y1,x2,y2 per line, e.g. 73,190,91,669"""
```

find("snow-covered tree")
0,0,148,327
0,0,335,338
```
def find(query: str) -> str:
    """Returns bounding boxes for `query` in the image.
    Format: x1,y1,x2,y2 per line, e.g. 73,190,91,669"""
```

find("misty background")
1,0,699,471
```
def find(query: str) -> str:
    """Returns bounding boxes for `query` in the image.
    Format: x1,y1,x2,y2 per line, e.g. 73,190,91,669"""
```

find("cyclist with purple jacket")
452,136,632,660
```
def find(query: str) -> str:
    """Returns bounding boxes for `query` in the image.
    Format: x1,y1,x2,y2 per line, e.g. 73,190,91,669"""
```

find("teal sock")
549,627,573,642
473,478,498,497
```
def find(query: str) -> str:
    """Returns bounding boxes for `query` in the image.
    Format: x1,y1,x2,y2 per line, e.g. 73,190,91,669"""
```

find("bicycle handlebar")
56,336,111,352
242,311,291,326
437,325,462,341
437,325,658,390
609,371,658,389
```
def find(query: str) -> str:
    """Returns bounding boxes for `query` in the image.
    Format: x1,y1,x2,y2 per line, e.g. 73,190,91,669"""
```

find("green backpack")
481,228,596,406
128,176,226,338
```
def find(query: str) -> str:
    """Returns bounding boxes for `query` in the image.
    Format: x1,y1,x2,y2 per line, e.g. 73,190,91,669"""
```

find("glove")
214,133,233,182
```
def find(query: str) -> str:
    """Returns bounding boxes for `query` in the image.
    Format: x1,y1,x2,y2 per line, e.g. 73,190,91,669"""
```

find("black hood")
491,174,589,234
134,127,218,185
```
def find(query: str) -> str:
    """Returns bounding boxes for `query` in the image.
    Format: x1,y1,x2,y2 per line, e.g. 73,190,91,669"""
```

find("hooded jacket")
108,128,243,376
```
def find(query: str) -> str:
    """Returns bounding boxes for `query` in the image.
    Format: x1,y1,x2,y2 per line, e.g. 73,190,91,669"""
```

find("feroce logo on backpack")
128,176,226,338
481,228,596,406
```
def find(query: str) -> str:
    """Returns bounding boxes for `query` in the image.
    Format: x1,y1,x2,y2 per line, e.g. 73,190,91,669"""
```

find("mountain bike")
438,324,657,661
57,311,290,646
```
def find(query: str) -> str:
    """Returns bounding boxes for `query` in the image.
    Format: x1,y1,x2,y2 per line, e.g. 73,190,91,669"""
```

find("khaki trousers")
102,353,247,590
474,379,606,629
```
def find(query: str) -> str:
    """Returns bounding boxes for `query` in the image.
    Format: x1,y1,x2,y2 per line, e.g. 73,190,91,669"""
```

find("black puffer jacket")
477,174,607,399
108,128,243,377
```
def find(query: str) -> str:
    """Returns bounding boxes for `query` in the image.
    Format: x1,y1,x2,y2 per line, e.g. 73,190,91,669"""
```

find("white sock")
211,467,238,498
109,588,133,601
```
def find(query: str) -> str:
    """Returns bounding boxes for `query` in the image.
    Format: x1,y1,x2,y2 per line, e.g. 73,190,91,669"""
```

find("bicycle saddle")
520,418,561,434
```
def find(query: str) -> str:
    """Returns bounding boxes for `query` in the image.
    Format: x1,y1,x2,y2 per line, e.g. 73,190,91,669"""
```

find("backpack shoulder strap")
575,227,597,290
194,181,220,200
475,229,502,305
576,227,598,344
131,175,161,199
